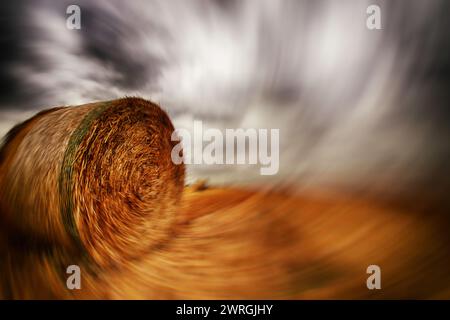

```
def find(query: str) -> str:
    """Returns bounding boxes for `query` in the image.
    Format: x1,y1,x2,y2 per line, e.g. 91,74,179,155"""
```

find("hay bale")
0,97,184,267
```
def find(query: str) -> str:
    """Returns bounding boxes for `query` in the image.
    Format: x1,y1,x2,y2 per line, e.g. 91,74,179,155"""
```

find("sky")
0,0,449,192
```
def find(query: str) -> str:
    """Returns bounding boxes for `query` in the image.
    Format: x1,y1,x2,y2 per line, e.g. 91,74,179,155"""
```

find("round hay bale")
0,97,184,267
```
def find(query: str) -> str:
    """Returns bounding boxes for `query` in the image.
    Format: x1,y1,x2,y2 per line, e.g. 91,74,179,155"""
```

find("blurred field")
1,183,449,299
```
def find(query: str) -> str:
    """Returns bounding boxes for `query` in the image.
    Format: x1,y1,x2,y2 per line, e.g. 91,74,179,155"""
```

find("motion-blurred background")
0,0,449,299
1,0,448,191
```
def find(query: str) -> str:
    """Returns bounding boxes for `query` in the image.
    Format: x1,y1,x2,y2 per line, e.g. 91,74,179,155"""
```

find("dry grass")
0,98,184,270
1,184,450,299
0,98,449,299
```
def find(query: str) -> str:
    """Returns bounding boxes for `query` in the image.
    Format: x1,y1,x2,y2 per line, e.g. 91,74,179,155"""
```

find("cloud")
0,0,449,190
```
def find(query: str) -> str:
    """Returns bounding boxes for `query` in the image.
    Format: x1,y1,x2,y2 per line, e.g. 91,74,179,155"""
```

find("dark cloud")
0,0,449,188
0,1,42,108
79,4,163,90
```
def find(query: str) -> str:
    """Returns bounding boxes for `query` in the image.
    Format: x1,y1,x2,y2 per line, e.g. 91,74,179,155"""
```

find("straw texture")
0,97,184,267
